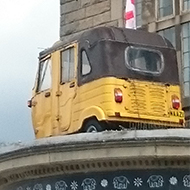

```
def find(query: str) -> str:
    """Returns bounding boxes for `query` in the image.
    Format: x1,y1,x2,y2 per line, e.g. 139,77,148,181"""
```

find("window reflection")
61,48,74,83
135,0,142,27
182,22,190,97
183,0,190,11
37,58,51,92
81,51,91,76
158,0,173,18
126,46,163,74
158,27,176,48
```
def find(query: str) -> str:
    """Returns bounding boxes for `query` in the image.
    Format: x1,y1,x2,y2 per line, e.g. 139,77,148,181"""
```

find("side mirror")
27,99,32,108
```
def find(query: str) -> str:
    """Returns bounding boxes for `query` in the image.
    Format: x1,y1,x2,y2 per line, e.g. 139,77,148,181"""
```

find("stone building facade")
60,0,125,38
137,0,190,124
60,0,190,124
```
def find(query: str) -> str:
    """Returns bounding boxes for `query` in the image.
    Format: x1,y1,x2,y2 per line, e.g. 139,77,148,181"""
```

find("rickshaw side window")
37,58,52,92
125,46,164,74
61,47,74,83
81,50,91,75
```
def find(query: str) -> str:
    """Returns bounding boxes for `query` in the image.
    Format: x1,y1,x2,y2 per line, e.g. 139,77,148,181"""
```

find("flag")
125,0,136,29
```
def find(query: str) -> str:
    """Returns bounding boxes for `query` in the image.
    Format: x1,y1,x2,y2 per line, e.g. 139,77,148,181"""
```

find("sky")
0,0,59,142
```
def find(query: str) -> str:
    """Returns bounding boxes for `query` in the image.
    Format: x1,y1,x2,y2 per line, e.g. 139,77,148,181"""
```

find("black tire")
83,119,104,132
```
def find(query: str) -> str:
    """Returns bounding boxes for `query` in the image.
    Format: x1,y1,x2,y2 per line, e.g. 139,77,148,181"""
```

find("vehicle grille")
149,86,166,115
128,82,167,116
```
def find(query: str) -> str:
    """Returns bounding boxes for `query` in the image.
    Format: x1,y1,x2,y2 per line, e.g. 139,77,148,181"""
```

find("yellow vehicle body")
30,27,184,138
75,77,183,125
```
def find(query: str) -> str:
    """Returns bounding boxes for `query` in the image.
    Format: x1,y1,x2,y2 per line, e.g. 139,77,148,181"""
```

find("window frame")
60,45,75,84
135,0,142,28
181,22,190,97
125,46,164,75
180,0,190,13
157,27,176,48
156,0,175,21
36,55,52,93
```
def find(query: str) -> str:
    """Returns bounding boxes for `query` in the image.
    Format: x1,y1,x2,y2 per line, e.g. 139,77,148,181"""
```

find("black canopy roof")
39,27,179,85
39,26,173,59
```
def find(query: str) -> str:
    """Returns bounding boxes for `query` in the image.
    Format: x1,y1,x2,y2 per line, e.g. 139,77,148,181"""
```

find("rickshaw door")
32,56,52,138
58,44,77,132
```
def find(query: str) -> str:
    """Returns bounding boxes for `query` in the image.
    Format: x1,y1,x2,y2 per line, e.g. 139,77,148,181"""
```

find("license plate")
169,110,184,117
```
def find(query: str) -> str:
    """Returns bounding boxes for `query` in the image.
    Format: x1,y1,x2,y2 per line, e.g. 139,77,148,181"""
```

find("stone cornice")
0,129,190,188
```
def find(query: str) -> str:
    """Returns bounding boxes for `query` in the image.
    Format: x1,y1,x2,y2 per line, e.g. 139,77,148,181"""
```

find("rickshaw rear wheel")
83,119,104,132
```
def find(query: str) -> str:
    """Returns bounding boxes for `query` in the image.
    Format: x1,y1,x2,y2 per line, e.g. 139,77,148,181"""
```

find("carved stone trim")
1,158,190,188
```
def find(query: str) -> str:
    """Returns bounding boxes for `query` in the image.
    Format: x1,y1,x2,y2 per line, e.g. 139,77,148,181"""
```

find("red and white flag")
125,0,136,29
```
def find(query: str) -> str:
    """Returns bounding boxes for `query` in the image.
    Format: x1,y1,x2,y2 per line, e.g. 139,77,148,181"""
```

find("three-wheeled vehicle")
28,26,184,138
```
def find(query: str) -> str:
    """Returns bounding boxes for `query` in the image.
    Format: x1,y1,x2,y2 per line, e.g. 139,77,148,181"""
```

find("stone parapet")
0,129,190,189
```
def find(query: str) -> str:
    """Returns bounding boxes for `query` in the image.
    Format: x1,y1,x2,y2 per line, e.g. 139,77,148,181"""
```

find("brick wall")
60,0,124,39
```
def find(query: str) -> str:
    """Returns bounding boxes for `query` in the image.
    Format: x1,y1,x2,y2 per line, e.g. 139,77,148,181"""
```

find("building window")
61,47,75,83
158,27,176,48
183,0,190,11
135,0,142,27
157,0,174,19
182,22,190,97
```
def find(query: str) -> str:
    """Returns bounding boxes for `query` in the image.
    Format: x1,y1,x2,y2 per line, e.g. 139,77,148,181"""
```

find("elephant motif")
113,176,130,189
55,181,67,190
81,178,96,190
147,175,164,188
17,187,24,190
33,184,43,190
183,175,190,187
